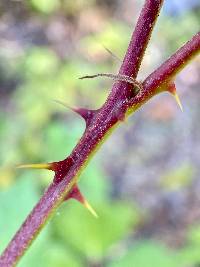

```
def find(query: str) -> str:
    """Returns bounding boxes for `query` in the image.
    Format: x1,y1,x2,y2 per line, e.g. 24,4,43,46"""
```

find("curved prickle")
64,184,98,218
54,99,97,126
167,81,183,112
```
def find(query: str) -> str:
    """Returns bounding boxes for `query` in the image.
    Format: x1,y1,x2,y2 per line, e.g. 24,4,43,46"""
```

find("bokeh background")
0,0,200,266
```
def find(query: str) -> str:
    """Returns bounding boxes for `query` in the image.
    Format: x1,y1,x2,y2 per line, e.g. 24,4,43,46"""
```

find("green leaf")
52,200,138,261
30,0,60,14
79,161,111,203
0,176,39,253
108,241,180,267
0,178,56,266
40,244,83,267
43,121,84,161
161,162,194,190
22,48,59,77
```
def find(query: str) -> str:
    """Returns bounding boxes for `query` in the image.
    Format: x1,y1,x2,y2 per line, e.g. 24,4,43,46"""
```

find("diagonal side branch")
129,31,200,109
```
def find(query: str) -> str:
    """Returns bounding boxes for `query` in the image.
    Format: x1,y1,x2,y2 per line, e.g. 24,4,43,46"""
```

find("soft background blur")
0,0,200,266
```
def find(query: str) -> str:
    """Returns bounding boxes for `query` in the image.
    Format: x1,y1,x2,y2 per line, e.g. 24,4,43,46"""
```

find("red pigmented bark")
0,1,199,266
130,31,200,108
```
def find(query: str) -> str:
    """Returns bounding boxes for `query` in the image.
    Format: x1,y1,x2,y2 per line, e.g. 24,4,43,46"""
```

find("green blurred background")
0,0,200,266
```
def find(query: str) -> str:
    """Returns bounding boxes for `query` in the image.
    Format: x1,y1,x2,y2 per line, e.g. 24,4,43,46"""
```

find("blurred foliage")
30,0,60,13
160,11,200,52
0,0,200,266
109,241,180,267
161,162,194,190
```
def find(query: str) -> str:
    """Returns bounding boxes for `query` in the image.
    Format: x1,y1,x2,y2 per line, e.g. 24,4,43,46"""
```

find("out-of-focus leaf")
80,161,111,203
42,120,83,161
161,162,194,190
81,21,130,59
177,245,200,267
160,12,199,52
176,224,200,266
21,48,59,77
187,224,200,246
62,0,94,16
0,167,15,188
52,200,138,261
30,0,60,14
108,241,179,267
0,176,39,253
37,245,84,267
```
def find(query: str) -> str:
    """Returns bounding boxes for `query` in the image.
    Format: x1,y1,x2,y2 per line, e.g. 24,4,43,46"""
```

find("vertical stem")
119,0,164,78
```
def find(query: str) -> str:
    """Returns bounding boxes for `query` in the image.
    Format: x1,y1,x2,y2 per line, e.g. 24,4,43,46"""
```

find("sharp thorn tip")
17,163,52,170
66,184,98,218
83,199,98,218
173,92,183,112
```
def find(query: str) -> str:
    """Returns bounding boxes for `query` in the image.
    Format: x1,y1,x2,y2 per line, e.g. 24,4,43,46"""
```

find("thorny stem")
129,31,200,109
0,1,199,266
119,0,164,78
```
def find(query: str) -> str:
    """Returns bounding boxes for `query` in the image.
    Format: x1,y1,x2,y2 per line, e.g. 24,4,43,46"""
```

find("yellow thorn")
17,163,51,170
173,91,183,112
83,199,98,218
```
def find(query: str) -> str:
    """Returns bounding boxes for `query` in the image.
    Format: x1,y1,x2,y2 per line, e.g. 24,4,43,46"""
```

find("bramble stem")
129,31,200,109
1,1,199,267
119,0,164,78
0,1,163,264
